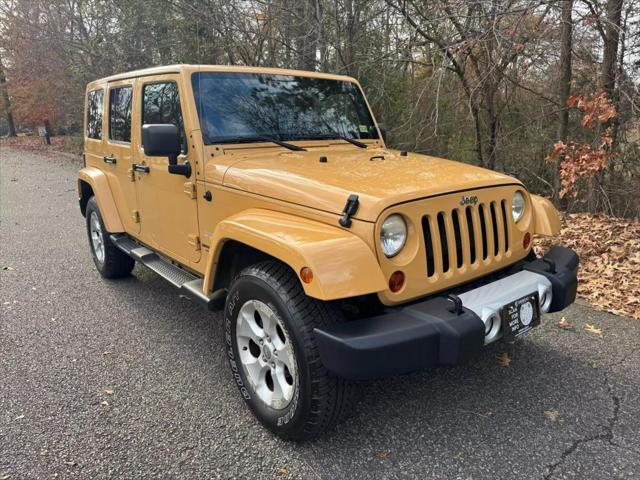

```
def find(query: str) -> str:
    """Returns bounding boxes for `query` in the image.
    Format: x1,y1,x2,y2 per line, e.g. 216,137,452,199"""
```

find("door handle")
103,155,117,164
132,163,150,173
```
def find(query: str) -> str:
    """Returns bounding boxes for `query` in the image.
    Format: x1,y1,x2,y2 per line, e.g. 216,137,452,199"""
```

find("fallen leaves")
535,213,640,320
276,467,289,477
377,451,390,461
584,324,603,336
104,389,114,395
556,317,573,330
496,352,511,367
0,135,82,156
544,410,559,422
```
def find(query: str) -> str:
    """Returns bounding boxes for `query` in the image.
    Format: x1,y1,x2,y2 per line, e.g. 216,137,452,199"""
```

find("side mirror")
377,123,387,143
141,124,191,177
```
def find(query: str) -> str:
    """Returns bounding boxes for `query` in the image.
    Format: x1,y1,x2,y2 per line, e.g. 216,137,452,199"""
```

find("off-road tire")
85,196,135,278
224,260,359,440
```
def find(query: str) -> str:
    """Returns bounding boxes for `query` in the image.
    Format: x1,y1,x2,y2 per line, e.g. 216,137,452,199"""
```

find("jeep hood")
222,147,519,222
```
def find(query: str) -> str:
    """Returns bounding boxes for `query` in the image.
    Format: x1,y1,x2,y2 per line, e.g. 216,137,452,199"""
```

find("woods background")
0,0,638,218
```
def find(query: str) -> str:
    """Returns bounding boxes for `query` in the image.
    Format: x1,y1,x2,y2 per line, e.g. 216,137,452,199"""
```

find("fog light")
389,271,405,292
523,232,531,250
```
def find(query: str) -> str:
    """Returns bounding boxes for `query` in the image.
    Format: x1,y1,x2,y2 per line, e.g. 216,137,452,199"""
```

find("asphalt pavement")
1,147,639,479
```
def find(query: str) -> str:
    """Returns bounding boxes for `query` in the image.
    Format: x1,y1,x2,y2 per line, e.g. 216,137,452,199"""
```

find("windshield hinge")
339,194,359,228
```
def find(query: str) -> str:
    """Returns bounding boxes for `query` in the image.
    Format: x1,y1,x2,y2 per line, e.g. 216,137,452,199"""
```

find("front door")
133,75,200,266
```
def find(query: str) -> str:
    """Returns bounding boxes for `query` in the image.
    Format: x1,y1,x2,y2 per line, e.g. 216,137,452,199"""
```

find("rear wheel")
85,197,134,278
224,260,358,440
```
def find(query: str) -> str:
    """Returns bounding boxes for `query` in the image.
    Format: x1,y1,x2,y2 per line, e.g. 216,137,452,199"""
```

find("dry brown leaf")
104,389,114,395
276,467,289,477
556,317,573,330
496,352,511,367
377,451,390,461
544,410,559,422
584,324,603,335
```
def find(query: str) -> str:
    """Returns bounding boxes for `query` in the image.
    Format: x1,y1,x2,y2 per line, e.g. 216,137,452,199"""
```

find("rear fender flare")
204,209,387,300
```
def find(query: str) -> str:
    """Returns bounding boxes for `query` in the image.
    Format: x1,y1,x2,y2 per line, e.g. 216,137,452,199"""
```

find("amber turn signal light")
389,271,405,293
300,267,314,283
523,232,531,250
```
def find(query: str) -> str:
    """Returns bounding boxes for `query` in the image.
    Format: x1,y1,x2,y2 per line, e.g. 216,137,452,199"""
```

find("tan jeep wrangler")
78,64,578,440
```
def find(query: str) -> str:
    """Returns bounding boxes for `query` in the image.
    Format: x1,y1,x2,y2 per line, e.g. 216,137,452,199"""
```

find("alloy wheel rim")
236,299,297,410
90,212,105,264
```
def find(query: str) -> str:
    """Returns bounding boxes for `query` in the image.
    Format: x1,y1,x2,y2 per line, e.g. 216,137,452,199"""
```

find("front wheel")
85,197,134,278
224,261,358,440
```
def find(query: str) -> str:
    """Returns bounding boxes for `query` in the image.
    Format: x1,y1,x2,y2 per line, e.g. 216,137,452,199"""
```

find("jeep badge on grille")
460,195,478,206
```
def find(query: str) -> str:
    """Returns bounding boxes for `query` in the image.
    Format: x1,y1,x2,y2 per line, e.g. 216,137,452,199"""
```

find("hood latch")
339,194,360,228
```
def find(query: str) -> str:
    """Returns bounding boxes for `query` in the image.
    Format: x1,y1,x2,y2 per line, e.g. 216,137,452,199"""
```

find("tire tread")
237,260,358,440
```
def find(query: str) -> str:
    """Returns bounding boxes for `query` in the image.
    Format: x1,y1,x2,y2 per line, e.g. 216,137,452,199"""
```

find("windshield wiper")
210,135,307,151
310,133,368,149
257,135,307,151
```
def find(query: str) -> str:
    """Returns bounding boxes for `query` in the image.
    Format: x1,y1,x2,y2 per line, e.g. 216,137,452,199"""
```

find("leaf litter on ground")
535,212,640,320
496,352,511,367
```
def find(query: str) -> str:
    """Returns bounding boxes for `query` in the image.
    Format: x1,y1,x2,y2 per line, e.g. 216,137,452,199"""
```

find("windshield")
191,72,379,145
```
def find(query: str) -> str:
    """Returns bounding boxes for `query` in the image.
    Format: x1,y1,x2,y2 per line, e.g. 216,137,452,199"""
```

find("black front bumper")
315,246,579,380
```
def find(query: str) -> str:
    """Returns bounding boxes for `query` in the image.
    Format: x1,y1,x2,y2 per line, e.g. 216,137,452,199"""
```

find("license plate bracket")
500,292,540,340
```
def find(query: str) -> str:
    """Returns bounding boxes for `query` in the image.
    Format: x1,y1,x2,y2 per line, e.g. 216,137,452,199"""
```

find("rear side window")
86,89,103,140
142,82,187,152
109,86,133,143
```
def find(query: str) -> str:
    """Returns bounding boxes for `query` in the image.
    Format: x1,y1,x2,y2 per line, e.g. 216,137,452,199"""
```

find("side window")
142,82,187,153
109,86,132,143
86,89,103,140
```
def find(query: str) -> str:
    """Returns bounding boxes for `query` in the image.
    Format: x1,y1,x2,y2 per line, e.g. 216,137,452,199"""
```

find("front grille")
421,200,511,277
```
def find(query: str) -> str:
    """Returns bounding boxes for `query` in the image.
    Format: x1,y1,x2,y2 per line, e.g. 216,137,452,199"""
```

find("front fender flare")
204,209,387,300
77,167,124,232
531,194,561,236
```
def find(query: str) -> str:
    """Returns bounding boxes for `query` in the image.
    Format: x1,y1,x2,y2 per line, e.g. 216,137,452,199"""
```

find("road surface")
1,148,639,479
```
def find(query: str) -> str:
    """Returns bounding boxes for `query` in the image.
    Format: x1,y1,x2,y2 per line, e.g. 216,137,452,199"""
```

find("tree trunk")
295,0,319,70
557,0,573,143
600,0,623,96
555,0,573,204
0,56,16,137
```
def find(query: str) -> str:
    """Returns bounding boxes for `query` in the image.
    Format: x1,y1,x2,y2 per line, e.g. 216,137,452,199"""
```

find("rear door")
104,79,140,234
84,86,106,170
134,75,200,265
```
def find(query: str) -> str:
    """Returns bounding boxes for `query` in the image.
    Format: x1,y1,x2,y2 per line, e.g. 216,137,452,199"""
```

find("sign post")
38,120,52,145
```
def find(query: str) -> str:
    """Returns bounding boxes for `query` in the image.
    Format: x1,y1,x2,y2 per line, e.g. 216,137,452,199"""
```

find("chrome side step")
110,233,226,310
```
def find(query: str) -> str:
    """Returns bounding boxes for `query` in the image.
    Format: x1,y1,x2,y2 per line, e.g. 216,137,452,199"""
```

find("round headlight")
512,190,526,223
380,214,407,257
